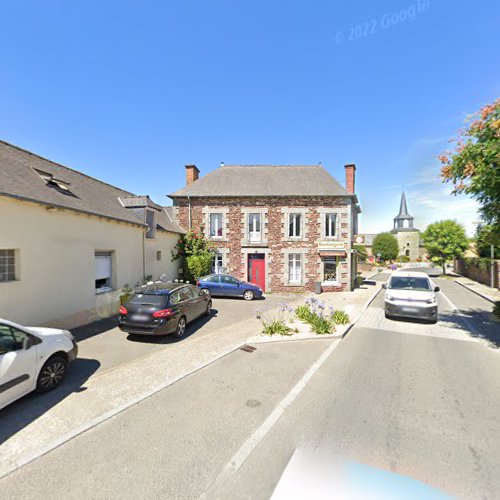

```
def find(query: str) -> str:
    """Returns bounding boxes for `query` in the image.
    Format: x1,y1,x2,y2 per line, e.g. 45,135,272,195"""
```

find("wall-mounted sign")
354,234,365,244
318,241,346,251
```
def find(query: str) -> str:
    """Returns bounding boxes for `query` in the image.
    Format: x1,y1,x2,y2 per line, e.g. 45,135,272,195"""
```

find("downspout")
142,227,146,281
188,195,192,231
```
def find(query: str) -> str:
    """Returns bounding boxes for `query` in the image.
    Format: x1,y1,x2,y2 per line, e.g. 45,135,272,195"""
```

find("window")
324,213,337,238
145,209,156,239
211,253,224,274
0,249,16,282
288,213,301,238
95,252,112,293
222,276,239,285
209,213,223,237
248,213,262,242
206,275,220,283
0,324,28,354
157,251,162,261
179,287,192,301
288,254,302,284
323,258,338,282
169,291,182,304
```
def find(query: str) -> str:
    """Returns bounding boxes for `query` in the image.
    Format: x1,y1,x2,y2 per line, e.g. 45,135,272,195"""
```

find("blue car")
197,274,263,300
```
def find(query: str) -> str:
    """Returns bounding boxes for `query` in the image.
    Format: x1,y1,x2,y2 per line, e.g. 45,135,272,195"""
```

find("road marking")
438,288,459,312
203,338,342,497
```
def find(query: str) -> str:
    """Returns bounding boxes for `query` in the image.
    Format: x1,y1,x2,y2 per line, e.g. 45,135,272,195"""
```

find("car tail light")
152,308,174,318
196,280,200,286
119,306,127,315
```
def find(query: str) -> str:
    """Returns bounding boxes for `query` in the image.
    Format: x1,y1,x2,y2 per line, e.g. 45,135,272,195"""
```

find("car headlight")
386,294,395,301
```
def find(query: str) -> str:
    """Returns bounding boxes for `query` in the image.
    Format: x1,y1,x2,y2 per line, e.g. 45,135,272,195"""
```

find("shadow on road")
439,308,500,349
126,308,220,344
0,357,100,445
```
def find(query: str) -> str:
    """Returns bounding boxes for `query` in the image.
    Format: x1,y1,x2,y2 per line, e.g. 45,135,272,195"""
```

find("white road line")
439,289,459,312
203,339,342,497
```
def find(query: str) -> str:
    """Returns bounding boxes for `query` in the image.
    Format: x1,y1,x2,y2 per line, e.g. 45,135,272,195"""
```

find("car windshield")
128,294,168,307
388,277,431,291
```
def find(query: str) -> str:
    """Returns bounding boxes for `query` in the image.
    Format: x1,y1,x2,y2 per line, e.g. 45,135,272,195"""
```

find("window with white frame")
95,252,113,293
211,253,224,274
288,253,302,284
323,258,338,283
288,213,302,238
145,209,156,239
209,213,224,238
248,213,262,242
324,213,337,238
0,249,16,282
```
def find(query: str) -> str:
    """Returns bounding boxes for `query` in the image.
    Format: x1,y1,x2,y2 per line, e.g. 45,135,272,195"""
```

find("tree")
475,224,500,259
354,244,368,262
372,233,399,262
440,99,500,235
422,220,469,274
171,230,215,282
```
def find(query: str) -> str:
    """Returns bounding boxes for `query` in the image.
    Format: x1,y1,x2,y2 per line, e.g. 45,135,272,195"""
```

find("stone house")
0,141,184,328
169,163,361,292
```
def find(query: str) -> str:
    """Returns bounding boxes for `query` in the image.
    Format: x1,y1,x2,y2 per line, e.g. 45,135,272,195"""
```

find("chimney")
185,164,200,186
345,164,356,194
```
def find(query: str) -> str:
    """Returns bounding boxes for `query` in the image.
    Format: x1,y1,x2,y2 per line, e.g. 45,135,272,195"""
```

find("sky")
1,0,499,235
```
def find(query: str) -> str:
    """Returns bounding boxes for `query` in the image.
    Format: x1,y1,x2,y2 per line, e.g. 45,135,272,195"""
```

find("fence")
454,258,500,289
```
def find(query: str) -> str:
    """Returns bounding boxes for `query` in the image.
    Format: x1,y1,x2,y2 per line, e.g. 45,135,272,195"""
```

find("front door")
248,255,265,291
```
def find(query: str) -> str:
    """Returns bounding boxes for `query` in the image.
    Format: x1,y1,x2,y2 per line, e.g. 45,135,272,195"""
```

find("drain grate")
240,344,257,353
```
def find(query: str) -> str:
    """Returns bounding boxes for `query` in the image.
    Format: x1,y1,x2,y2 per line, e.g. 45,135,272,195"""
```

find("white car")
0,318,78,410
383,271,440,323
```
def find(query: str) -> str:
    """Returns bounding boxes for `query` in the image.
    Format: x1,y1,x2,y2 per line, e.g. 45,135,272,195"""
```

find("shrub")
309,315,334,334
397,255,410,263
295,297,335,334
256,303,295,336
372,233,399,261
295,305,314,322
331,310,350,325
261,319,293,336
186,254,212,281
120,283,134,305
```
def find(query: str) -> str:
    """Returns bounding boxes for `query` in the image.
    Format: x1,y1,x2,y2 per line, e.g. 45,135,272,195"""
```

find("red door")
248,255,265,291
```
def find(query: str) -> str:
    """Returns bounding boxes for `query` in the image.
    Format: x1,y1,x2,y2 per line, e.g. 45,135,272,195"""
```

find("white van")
383,271,440,323
0,318,78,410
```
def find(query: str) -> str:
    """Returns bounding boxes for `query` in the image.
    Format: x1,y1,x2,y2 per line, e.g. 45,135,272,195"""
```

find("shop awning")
318,250,347,257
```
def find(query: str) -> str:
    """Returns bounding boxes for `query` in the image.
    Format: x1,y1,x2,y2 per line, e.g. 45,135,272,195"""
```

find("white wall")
144,231,181,283
0,196,171,328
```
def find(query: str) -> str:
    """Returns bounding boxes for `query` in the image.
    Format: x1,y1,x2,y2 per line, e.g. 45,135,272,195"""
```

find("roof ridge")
0,139,135,196
222,164,322,168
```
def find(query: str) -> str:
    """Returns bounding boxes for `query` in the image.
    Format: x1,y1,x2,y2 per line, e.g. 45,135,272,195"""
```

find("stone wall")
455,258,500,289
172,196,355,292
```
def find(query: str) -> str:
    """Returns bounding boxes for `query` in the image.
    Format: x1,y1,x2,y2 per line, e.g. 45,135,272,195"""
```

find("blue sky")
1,0,499,235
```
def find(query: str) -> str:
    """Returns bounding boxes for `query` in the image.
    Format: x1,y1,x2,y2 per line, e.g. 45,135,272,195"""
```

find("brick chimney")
185,164,200,186
345,164,356,194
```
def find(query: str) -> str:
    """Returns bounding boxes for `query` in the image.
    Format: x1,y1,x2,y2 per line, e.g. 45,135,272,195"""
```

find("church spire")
393,191,414,229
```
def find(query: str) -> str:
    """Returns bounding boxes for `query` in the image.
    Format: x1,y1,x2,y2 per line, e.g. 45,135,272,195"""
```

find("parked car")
119,283,212,337
0,318,78,410
383,271,440,323
197,274,263,300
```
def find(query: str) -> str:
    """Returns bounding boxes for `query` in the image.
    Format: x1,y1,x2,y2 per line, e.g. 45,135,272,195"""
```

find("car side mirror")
434,286,440,292
382,283,387,289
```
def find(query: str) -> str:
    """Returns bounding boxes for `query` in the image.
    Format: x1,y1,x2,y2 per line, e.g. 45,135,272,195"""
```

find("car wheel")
201,288,210,295
205,300,212,316
174,316,187,338
36,355,68,393
243,290,255,301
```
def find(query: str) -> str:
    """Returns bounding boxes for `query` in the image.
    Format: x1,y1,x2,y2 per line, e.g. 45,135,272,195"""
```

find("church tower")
391,192,421,260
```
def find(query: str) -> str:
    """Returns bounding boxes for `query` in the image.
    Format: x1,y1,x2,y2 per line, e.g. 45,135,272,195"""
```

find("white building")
0,141,184,328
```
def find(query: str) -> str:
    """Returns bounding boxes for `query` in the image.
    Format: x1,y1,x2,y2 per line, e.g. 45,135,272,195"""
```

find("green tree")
372,233,399,262
354,244,368,262
422,220,469,275
440,99,500,235
475,224,500,259
171,230,215,282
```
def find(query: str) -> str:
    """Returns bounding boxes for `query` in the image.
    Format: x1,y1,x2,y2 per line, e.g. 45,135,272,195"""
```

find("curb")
454,279,497,304
342,285,382,339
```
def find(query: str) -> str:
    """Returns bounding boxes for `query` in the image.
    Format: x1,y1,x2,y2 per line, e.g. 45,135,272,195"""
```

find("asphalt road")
1,279,499,499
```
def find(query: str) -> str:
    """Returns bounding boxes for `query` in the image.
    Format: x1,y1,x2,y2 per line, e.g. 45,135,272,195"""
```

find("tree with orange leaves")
440,99,500,236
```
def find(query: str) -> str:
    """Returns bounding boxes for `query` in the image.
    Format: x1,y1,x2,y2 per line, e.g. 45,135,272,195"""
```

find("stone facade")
395,230,421,261
173,196,357,293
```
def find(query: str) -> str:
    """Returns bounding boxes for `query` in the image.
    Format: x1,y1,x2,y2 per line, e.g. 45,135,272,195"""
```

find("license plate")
131,314,149,322
402,307,419,313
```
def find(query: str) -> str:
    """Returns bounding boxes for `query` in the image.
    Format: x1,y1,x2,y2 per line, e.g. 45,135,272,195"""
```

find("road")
1,277,499,499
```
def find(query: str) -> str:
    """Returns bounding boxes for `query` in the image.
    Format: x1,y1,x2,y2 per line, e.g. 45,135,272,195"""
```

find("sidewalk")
0,283,381,480
454,276,500,303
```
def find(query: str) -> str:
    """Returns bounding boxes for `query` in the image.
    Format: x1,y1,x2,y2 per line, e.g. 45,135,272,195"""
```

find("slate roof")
0,140,184,233
394,191,413,220
169,164,352,198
